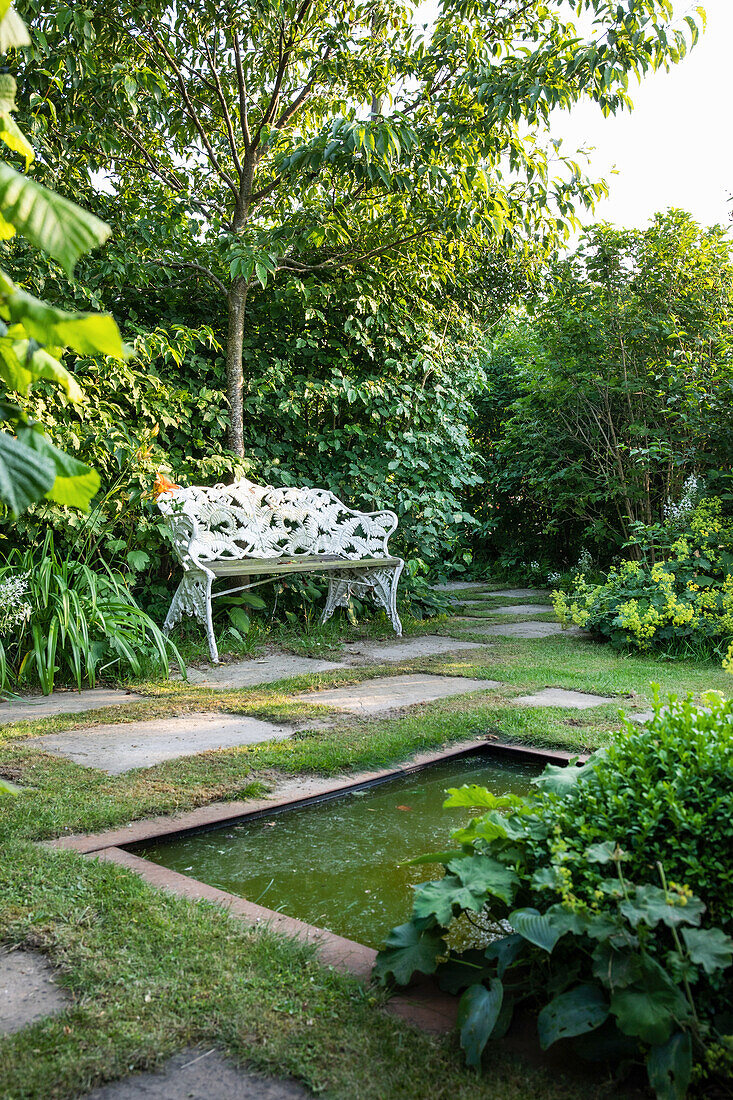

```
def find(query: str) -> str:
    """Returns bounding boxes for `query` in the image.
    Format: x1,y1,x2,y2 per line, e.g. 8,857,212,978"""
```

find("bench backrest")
158,477,397,564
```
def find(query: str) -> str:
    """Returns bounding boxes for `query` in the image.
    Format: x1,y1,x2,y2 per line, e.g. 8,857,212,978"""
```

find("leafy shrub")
553,498,733,656
375,694,733,1096
469,213,733,571
0,532,180,695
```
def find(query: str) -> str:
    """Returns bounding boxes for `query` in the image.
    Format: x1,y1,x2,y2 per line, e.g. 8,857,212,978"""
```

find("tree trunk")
226,276,248,456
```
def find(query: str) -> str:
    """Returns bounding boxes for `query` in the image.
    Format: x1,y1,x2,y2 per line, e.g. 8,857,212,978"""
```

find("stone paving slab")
451,620,568,639
25,714,293,774
473,603,553,616
83,1049,311,1099
513,687,616,709
301,673,500,714
0,688,145,725
181,653,345,689
433,581,491,591
343,634,487,662
0,950,69,1035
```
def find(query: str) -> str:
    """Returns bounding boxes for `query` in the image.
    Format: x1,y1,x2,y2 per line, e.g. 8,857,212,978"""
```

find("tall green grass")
0,532,181,695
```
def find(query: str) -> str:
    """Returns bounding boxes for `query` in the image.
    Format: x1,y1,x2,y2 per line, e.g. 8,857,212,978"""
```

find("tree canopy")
15,0,701,452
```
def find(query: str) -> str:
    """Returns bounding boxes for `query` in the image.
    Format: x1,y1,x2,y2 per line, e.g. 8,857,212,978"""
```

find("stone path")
0,688,145,726
182,636,488,690
464,603,552,616
451,619,568,638
25,715,293,774
0,950,69,1035
301,673,499,715
513,688,616,709
342,634,486,663
83,1049,310,1099
181,653,345,689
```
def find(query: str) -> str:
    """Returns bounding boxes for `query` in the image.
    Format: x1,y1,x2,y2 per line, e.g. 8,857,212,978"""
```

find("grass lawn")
1,614,730,1099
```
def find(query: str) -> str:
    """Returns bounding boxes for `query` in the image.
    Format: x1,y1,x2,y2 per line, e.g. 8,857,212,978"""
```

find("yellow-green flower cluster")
555,498,733,651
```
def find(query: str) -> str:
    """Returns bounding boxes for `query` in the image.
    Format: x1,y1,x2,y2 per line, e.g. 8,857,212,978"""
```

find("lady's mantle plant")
553,498,733,655
374,694,733,1098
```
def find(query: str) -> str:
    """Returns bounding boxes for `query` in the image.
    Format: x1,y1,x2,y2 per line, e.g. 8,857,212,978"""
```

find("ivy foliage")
375,694,733,1096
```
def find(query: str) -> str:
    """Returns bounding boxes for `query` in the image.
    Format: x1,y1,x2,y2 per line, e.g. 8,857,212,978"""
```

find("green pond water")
132,751,541,948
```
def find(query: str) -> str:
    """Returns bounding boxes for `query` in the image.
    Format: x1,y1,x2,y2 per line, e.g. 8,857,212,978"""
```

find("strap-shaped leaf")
0,161,110,274
0,428,55,513
6,289,125,358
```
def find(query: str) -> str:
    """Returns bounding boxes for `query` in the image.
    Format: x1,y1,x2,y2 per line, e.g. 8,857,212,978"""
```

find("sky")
414,0,732,234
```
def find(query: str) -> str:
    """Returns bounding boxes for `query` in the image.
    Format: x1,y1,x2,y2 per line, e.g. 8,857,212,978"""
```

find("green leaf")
413,874,484,925
585,841,618,864
0,110,33,167
0,162,110,274
620,885,704,930
236,590,267,609
443,785,525,810
0,428,55,514
509,908,562,952
610,957,689,1046
19,343,84,401
533,757,598,794
18,427,99,509
681,927,733,975
373,922,446,986
0,7,30,50
457,980,503,1068
647,1032,692,1100
448,854,518,906
537,985,609,1049
227,607,251,635
126,549,150,572
591,942,642,990
6,290,125,358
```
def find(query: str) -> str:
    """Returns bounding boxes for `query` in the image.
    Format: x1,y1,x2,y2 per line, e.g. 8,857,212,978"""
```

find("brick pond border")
49,737,585,1034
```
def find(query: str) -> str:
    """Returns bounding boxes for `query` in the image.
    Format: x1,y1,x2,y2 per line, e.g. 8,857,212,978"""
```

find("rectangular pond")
130,749,542,949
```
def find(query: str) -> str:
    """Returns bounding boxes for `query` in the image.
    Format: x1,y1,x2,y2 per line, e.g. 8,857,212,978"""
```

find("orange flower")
153,472,180,498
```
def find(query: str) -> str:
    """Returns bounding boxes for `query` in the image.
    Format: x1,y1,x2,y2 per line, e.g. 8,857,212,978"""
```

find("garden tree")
16,0,701,456
0,0,124,515
473,210,733,567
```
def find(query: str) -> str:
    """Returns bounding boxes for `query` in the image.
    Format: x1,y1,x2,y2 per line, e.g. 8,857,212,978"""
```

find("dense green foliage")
554,496,733,657
15,0,692,455
0,3,125,515
0,532,178,694
471,213,733,572
375,695,733,1096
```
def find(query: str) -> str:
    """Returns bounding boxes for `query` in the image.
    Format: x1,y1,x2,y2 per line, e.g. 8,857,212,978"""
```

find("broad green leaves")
457,980,503,1068
372,922,446,986
0,428,55,513
0,164,111,276
0,3,123,514
537,985,609,1049
5,289,124,357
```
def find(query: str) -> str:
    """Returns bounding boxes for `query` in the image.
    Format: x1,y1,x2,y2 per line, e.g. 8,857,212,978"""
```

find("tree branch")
141,22,240,199
203,37,243,180
152,259,228,297
233,32,252,149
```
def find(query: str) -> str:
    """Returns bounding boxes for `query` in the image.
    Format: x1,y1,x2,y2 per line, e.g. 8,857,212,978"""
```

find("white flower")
0,573,32,636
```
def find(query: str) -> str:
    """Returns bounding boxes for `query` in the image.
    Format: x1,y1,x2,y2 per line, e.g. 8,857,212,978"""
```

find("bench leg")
369,563,403,636
321,578,351,625
163,569,219,664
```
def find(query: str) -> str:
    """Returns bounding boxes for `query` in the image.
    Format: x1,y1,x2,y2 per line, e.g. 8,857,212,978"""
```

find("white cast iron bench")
157,476,404,663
